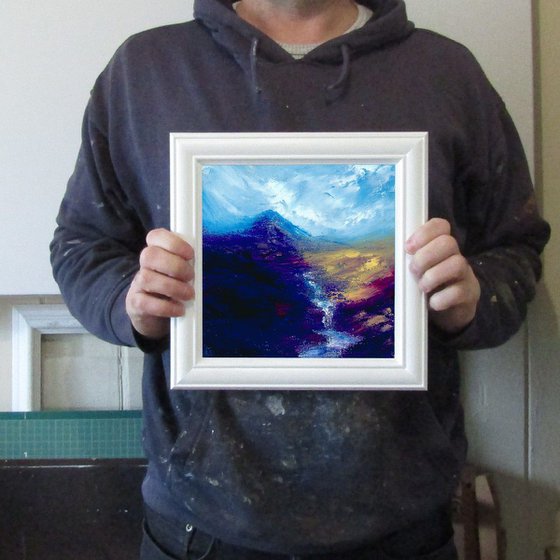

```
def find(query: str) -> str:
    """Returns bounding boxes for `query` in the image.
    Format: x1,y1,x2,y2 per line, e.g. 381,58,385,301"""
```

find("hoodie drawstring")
326,43,351,97
249,39,351,101
250,37,262,95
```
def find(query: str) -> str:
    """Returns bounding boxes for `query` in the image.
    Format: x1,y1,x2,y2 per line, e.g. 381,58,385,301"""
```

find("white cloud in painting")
202,164,395,241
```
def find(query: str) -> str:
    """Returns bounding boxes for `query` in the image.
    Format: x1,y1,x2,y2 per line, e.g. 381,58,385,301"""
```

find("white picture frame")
12,304,86,411
11,304,143,411
170,132,427,390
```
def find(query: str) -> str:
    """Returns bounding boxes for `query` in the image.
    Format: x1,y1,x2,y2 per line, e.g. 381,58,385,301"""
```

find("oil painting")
201,163,396,360
170,132,427,390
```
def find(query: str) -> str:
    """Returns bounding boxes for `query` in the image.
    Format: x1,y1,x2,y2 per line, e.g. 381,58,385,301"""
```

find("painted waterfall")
201,163,396,359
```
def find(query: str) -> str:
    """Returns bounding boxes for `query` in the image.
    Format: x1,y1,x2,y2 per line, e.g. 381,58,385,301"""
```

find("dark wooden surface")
0,458,146,560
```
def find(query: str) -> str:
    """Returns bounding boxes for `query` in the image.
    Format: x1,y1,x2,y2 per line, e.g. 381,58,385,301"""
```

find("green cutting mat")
0,411,144,459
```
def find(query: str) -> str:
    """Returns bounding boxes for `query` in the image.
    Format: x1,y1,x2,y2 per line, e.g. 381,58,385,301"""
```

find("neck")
235,0,359,45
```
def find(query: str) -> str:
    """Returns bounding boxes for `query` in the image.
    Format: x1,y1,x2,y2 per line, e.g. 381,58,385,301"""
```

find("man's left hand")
406,218,481,334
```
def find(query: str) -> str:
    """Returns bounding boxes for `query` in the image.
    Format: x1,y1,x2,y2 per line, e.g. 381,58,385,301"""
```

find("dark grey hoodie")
50,0,549,554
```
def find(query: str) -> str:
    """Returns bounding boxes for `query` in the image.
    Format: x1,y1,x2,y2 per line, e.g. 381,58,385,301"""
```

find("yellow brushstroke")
361,257,382,271
303,240,394,304
364,315,388,329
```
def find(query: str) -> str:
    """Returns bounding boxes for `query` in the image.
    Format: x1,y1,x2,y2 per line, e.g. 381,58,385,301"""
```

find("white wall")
0,1,191,294
530,0,560,555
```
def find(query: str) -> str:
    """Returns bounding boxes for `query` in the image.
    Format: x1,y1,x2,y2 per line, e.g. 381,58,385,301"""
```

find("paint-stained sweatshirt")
50,0,550,554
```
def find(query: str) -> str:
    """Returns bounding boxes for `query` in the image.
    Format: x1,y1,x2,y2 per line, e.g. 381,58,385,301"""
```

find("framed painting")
170,132,427,390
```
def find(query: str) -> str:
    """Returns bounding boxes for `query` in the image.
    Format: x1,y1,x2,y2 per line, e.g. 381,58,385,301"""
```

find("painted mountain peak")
246,210,312,241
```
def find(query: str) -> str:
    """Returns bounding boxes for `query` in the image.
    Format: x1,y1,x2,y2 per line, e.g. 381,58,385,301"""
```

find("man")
50,0,550,558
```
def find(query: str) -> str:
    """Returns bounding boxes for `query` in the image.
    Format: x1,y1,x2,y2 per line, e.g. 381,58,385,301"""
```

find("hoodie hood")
194,0,414,69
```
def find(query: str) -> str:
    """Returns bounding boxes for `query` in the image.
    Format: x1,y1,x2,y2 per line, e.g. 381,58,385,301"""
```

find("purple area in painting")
202,210,394,358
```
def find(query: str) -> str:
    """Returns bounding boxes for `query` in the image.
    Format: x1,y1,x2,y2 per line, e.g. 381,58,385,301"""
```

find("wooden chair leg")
453,467,505,560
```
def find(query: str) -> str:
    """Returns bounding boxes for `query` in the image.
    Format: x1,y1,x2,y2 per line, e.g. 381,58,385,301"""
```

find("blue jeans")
140,505,458,560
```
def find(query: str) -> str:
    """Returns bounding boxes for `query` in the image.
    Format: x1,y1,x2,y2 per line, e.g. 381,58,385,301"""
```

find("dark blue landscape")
202,211,394,359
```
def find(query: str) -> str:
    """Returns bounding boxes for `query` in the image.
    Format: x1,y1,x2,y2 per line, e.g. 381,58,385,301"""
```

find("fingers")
126,229,195,340
408,235,461,285
427,272,477,313
146,228,194,261
129,267,194,312
405,218,450,255
138,229,194,298
406,219,460,285
427,265,481,333
406,218,481,333
139,245,193,283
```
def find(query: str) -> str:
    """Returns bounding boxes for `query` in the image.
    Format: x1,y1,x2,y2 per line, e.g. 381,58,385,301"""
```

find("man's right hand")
125,228,194,341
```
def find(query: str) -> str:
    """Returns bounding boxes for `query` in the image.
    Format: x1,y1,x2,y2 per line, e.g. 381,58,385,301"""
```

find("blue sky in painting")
201,164,395,242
